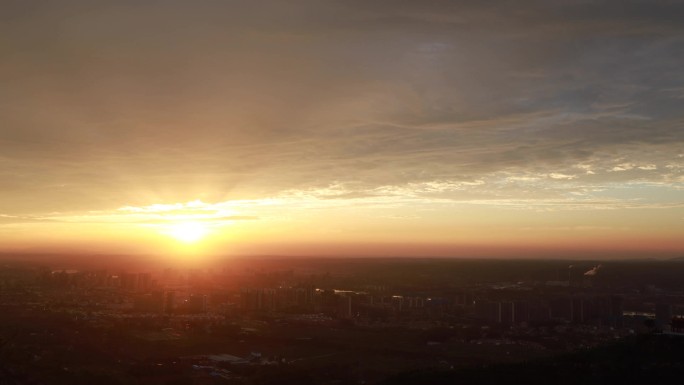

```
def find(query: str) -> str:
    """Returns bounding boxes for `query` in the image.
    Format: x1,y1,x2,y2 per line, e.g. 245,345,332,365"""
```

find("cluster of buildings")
473,296,624,327
7,264,684,336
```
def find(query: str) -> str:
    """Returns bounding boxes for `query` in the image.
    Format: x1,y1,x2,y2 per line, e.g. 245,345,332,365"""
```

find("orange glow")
165,222,210,243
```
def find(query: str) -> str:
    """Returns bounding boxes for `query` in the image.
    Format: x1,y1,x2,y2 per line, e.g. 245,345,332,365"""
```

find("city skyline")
1,1,683,259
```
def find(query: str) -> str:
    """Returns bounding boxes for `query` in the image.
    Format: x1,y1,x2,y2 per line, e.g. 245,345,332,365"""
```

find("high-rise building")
513,301,530,324
572,298,585,323
500,302,514,325
656,303,673,330
120,272,138,292
164,291,176,314
138,273,152,293
338,295,352,318
186,294,208,313
474,300,501,323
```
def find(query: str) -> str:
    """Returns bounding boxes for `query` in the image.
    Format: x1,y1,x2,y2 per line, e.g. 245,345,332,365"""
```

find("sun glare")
167,222,209,243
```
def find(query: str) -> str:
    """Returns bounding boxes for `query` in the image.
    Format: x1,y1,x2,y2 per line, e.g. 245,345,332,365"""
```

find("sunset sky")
1,1,683,259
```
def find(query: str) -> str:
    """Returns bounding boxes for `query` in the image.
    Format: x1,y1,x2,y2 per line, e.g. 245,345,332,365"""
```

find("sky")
1,0,683,260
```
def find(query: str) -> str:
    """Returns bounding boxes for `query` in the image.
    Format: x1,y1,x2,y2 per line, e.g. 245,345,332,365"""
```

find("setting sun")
166,222,209,243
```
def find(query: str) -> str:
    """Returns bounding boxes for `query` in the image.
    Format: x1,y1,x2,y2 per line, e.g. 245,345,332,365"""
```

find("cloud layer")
1,1,683,255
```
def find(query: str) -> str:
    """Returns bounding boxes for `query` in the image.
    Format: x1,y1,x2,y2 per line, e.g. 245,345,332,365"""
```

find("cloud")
548,173,577,180
611,164,636,172
0,200,258,226
0,0,682,226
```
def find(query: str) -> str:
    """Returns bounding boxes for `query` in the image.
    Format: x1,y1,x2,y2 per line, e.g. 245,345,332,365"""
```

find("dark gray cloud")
1,0,683,216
